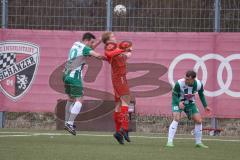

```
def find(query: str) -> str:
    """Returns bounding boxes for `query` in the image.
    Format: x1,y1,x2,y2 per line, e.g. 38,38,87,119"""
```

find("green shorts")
63,73,83,98
172,103,199,120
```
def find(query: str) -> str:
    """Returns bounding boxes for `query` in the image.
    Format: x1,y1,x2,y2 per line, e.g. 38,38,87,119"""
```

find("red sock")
113,112,121,132
120,106,129,131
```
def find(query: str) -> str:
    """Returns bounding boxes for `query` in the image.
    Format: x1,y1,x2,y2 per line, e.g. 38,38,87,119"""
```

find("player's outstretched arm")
89,50,107,60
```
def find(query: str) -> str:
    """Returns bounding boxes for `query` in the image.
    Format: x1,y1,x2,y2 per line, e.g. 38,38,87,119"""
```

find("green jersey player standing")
166,70,211,148
63,32,106,135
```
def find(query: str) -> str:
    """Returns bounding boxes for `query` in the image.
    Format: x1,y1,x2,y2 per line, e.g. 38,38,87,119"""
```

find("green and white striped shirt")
172,78,207,107
64,41,92,79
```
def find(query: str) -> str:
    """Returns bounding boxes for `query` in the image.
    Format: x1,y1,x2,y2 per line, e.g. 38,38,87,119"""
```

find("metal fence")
1,0,240,32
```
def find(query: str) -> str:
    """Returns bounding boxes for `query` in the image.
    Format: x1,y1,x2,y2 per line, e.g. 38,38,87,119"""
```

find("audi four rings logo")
168,53,240,97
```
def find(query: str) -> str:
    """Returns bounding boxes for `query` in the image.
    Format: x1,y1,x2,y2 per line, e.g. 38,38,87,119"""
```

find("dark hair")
82,32,96,41
186,70,196,79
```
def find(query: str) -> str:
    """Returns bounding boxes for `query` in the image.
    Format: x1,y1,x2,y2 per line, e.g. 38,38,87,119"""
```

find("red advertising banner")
0,29,240,118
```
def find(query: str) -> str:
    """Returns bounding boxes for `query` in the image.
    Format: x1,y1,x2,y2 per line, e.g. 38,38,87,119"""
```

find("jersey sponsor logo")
0,41,40,101
184,93,195,100
173,106,179,110
168,53,240,97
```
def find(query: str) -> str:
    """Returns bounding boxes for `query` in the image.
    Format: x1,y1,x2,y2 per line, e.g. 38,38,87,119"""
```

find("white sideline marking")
77,134,240,142
0,135,32,137
0,132,239,142
0,132,27,134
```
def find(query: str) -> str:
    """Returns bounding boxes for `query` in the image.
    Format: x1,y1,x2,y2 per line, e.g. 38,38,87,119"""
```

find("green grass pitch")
0,129,239,160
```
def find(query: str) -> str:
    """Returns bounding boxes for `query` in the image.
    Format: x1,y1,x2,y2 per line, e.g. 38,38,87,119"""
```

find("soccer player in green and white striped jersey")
166,70,211,148
63,32,106,135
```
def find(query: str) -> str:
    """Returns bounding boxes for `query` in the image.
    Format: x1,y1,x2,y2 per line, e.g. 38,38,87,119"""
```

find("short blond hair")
101,32,113,44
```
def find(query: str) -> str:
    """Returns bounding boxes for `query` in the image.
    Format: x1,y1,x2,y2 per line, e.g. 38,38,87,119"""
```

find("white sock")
195,123,202,144
167,120,178,143
67,101,82,125
65,101,73,124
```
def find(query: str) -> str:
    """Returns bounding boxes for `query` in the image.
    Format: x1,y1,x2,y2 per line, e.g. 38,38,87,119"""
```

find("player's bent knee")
121,95,131,104
68,98,76,102
115,105,121,112
173,112,181,122
173,118,180,122
195,118,202,124
173,116,180,122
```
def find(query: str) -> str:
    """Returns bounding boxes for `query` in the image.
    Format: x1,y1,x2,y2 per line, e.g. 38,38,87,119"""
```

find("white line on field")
0,132,28,134
0,132,239,142
77,134,240,142
0,135,32,137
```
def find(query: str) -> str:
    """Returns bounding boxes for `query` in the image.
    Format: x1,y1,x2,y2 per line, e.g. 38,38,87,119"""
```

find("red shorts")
112,74,130,102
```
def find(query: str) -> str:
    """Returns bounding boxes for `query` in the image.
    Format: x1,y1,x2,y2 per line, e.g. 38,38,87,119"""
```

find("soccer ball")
114,4,127,16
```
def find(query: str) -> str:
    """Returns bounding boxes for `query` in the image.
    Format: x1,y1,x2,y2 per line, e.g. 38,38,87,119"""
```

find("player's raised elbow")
125,52,132,58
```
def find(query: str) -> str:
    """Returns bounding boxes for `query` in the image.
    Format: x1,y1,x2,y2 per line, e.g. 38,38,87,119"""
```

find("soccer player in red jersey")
102,32,133,144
